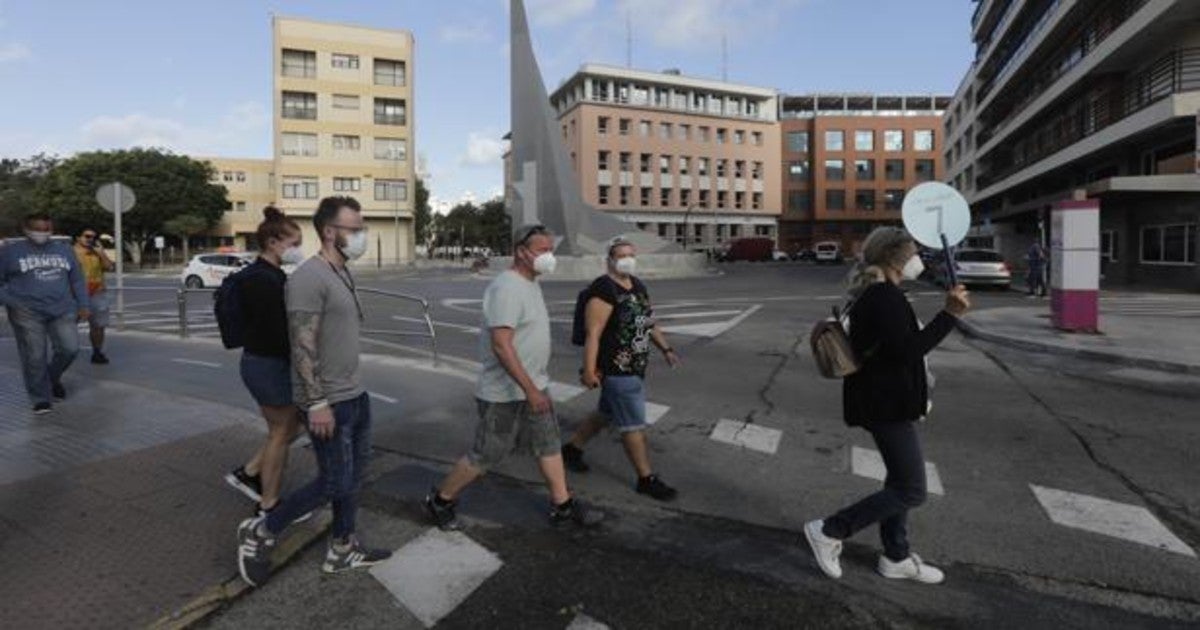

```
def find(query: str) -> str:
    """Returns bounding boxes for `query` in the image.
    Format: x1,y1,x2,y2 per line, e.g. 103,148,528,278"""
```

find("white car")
180,253,254,288
814,241,843,264
772,249,791,262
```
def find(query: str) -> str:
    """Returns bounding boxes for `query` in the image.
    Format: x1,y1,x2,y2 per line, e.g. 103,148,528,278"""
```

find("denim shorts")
88,291,111,328
240,352,293,407
468,392,562,472
597,375,648,433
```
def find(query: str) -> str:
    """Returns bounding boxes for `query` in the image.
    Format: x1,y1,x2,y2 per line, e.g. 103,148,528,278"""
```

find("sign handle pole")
114,184,124,329
940,233,958,287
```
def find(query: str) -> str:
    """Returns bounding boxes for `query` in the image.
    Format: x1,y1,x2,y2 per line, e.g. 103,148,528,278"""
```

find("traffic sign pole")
114,184,124,328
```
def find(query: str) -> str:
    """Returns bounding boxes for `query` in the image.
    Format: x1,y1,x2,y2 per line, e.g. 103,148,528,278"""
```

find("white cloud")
617,0,805,51
0,42,30,63
82,113,186,149
439,22,491,44
79,100,269,156
526,0,596,25
460,132,508,167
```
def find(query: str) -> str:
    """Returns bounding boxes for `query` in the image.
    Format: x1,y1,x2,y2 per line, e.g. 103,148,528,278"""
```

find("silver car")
935,249,1012,289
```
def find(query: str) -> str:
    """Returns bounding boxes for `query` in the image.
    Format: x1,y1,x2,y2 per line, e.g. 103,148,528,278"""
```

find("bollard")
177,289,189,338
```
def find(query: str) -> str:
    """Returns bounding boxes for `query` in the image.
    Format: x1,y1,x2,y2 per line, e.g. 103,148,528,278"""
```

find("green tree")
34,148,228,265
0,154,59,237
413,176,433,254
162,214,209,264
478,197,512,255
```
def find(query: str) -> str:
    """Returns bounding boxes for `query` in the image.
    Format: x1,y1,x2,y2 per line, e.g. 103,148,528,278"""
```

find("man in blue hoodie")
0,212,89,414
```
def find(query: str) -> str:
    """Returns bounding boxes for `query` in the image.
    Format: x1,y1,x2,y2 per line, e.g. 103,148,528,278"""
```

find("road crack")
745,333,807,425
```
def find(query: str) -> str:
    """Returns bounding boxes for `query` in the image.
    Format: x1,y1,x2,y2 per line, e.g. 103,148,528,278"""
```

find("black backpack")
213,266,256,349
571,276,644,346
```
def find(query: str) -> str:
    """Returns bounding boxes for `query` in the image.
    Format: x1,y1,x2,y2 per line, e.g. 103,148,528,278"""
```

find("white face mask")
26,230,51,245
901,254,925,281
613,257,637,275
339,230,368,261
280,246,305,265
532,251,557,275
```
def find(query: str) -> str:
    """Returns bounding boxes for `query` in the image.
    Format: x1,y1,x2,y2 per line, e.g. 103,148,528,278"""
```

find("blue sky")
0,0,975,210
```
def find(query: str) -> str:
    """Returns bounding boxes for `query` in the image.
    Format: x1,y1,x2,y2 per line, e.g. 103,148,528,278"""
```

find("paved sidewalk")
960,293,1200,374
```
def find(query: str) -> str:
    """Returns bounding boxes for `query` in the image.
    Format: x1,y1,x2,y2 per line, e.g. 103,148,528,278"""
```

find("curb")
955,318,1200,376
147,513,332,630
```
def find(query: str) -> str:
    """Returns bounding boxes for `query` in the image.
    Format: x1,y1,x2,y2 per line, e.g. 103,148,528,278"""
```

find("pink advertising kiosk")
1049,199,1101,332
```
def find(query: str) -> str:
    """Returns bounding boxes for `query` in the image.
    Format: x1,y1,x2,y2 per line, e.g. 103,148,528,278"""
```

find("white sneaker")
803,520,843,579
877,553,945,584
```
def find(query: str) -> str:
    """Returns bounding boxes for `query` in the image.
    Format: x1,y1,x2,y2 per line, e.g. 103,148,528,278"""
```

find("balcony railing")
976,47,1200,190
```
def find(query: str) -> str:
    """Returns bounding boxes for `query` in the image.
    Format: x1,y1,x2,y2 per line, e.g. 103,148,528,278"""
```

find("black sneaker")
549,498,604,529
424,488,461,531
321,537,393,574
51,382,65,401
224,467,263,503
256,502,314,527
91,351,110,365
636,474,678,502
32,402,52,415
237,516,275,587
561,443,590,473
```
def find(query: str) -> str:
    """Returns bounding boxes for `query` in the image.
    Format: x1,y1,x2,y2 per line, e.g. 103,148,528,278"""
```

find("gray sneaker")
236,516,276,587
549,498,604,529
424,488,461,531
321,537,393,574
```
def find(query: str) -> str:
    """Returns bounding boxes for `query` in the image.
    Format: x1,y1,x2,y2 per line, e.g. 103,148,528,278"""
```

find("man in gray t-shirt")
425,225,601,530
238,196,391,589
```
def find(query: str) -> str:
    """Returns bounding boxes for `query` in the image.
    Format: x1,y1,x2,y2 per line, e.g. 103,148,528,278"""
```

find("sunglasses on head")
516,224,549,247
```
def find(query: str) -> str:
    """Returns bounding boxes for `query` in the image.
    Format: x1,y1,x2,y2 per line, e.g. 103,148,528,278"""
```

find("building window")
734,130,745,145
680,189,692,207
661,188,672,207
331,53,359,69
884,189,905,210
826,189,846,211
332,94,360,110
281,49,316,78
716,128,727,145
333,135,361,151
598,186,610,205
658,224,668,238
660,155,671,175
885,159,905,181
639,120,651,137
787,190,811,213
855,130,874,151
678,124,690,141
884,130,904,151
751,161,763,180
281,132,318,157
854,190,875,211
699,126,710,142
223,171,233,182
598,116,610,134
659,122,672,140
282,176,318,199
698,158,710,176
734,191,745,209
855,159,875,180
620,186,631,205
640,187,652,206
751,131,763,146
281,91,317,120
373,58,406,86
236,171,246,182
915,129,935,152
699,189,710,208
374,178,408,201
788,160,810,181
619,152,632,172
717,190,727,208
734,160,746,179
1140,224,1197,265
1101,230,1118,262
825,159,845,181
825,130,845,151
640,153,652,174
598,150,610,171
678,156,690,175
915,159,935,181
786,131,809,153
374,137,407,160
374,98,406,125
716,159,727,178
752,192,763,209
333,177,361,192
619,118,632,135
235,201,247,212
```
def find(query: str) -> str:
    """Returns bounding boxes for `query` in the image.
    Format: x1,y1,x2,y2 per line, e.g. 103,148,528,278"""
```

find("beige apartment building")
548,65,782,250
208,16,416,264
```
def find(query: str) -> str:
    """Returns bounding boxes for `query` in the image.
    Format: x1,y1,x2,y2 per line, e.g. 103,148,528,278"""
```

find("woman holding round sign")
803,183,972,585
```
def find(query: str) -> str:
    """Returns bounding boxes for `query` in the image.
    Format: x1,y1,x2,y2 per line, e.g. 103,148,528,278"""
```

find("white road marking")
709,419,782,454
370,528,504,628
661,304,763,338
368,391,399,404
170,358,221,369
1031,485,1195,557
850,446,945,496
548,381,587,403
645,402,670,425
655,309,744,321
567,613,611,630
441,298,483,314
391,315,481,334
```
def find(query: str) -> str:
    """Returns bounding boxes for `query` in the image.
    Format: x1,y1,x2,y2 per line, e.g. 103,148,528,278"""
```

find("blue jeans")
598,375,648,433
7,307,79,405
265,392,371,541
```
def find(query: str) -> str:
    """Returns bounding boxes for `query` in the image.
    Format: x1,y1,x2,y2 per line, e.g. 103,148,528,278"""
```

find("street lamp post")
391,148,402,266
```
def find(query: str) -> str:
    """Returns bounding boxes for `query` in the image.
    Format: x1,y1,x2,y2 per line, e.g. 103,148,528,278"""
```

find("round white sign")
96,182,136,214
901,182,971,249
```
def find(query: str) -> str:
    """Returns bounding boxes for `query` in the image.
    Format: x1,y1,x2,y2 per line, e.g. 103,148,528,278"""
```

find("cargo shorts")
468,391,562,472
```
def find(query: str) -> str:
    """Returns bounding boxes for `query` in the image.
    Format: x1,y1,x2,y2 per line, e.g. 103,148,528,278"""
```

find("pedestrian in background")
72,226,115,365
0,212,88,414
1026,241,1047,298
804,227,969,585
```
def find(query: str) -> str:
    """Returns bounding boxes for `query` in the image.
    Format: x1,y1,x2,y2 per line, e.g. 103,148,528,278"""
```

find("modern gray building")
946,0,1200,290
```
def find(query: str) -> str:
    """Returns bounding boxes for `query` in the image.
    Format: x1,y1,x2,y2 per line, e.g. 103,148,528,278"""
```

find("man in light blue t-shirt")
425,224,602,530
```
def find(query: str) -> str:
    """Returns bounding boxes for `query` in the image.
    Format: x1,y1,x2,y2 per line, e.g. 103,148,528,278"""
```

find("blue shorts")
597,375,648,433
240,352,293,407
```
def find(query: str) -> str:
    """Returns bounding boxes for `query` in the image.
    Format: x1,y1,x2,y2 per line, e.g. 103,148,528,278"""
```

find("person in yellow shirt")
73,227,116,364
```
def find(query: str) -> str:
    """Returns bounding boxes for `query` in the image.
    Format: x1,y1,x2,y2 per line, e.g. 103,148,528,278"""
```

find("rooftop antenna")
721,32,728,81
625,10,633,68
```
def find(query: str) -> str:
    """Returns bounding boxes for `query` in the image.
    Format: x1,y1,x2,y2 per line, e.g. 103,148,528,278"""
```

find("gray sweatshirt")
0,237,89,319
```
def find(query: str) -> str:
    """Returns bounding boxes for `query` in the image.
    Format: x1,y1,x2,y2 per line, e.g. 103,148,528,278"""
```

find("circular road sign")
96,182,136,214
901,182,971,250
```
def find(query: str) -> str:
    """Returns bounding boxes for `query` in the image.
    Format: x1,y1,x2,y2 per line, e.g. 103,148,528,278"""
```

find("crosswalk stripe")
645,402,670,425
368,391,399,404
567,613,611,629
171,358,221,369
549,382,587,403
369,528,504,628
709,419,782,454
850,446,945,495
1030,485,1195,557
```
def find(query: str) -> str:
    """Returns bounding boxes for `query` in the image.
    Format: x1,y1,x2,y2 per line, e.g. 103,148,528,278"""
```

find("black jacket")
842,282,957,426
239,259,290,359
